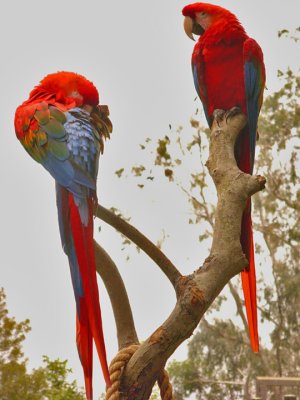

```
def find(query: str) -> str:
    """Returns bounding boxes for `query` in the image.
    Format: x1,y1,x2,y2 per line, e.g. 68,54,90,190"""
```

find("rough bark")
94,111,266,399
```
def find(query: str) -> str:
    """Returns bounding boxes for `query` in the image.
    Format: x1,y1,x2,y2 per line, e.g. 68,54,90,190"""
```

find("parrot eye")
200,11,207,16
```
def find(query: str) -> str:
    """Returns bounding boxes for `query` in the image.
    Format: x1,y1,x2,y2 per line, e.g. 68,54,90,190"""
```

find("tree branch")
117,111,266,399
268,175,300,211
94,241,139,349
94,205,181,288
202,317,247,345
256,205,284,376
228,281,249,337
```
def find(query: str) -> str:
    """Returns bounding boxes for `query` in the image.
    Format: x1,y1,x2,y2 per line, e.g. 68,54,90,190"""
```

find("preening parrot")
15,71,112,399
182,3,266,352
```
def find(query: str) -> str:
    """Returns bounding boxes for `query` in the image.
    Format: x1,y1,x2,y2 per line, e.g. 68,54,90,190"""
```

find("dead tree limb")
96,110,265,400
111,111,266,400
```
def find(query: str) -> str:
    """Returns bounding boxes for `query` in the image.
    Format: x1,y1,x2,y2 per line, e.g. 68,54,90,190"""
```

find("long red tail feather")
240,200,259,352
69,194,111,392
76,306,93,399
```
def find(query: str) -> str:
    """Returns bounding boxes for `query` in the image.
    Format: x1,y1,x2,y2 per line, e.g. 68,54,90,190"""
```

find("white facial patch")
70,91,84,102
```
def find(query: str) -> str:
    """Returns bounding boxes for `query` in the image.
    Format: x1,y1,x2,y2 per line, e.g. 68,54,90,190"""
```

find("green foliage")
0,288,85,400
40,356,85,400
278,27,300,42
168,319,274,400
0,289,31,365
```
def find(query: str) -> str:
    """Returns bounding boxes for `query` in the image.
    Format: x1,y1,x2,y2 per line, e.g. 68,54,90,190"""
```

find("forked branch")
114,111,266,400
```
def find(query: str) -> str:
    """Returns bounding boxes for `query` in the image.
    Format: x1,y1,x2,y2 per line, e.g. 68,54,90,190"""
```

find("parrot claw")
224,106,242,123
213,109,226,126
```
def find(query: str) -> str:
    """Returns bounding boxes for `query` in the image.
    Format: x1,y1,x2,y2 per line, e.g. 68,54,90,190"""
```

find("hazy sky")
1,0,299,398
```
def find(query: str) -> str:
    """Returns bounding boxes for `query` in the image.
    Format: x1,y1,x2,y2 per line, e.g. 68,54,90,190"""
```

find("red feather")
69,194,111,386
15,71,113,399
183,3,265,352
76,304,93,399
241,202,258,352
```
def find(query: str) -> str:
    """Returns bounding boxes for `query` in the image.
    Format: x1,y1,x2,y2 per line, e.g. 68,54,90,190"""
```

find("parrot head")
182,3,240,41
29,71,99,107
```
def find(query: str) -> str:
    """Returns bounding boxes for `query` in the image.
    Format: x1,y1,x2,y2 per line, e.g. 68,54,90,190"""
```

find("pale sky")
1,1,299,398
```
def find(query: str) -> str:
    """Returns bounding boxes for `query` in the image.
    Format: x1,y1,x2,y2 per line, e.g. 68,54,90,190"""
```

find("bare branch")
267,175,300,211
94,241,139,349
257,304,280,328
228,281,249,337
94,205,181,288
202,318,247,345
117,111,266,400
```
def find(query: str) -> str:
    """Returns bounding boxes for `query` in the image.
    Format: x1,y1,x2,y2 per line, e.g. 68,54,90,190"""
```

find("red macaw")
182,3,266,352
15,71,112,398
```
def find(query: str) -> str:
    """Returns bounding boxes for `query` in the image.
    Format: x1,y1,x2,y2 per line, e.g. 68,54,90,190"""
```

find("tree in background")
11,27,299,400
110,43,299,397
162,68,300,399
0,288,85,400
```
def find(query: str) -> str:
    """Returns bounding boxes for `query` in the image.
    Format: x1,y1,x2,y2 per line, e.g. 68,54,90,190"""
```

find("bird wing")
192,44,211,126
243,38,266,172
15,98,113,394
14,100,114,200
15,101,99,197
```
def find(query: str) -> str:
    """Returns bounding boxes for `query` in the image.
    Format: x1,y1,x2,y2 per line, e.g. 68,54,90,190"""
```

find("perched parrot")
15,71,112,399
182,3,266,352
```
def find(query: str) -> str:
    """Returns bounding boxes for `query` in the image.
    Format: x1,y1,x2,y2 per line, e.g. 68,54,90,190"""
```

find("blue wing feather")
193,63,210,126
243,38,265,173
30,105,99,224
56,183,84,317
244,61,260,171
192,63,200,97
